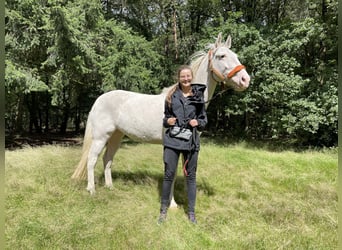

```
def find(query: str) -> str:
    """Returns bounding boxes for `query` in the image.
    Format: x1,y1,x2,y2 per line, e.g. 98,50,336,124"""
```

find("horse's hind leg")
103,130,124,189
87,139,108,194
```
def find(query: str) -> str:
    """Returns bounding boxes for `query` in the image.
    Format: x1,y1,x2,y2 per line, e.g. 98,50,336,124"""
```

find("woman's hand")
167,117,177,126
189,119,198,127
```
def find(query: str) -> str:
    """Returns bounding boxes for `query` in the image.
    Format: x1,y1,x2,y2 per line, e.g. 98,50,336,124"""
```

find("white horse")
72,33,250,207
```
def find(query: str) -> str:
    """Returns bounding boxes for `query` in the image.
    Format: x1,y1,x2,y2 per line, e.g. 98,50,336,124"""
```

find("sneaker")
157,211,167,225
188,212,197,224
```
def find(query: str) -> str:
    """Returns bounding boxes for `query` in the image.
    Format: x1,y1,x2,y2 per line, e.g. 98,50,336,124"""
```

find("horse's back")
89,90,165,142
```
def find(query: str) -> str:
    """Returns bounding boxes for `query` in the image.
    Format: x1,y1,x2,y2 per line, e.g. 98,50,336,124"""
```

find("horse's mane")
189,50,207,77
161,45,213,95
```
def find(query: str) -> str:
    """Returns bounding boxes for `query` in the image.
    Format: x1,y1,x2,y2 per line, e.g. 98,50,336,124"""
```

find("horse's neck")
192,56,217,104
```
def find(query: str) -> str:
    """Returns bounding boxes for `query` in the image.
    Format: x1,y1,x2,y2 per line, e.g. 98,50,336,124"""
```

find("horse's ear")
215,32,222,47
225,35,232,48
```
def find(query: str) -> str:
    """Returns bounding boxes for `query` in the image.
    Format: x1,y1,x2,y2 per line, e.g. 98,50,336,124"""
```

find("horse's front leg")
103,157,113,189
169,160,179,209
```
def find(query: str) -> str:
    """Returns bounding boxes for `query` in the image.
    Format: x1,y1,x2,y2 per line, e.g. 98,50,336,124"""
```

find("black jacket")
163,83,208,151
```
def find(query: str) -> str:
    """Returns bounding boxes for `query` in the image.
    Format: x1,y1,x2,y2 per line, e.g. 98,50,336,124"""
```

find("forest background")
5,0,338,147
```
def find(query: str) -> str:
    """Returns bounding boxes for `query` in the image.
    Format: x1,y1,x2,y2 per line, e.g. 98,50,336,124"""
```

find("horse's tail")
71,119,92,180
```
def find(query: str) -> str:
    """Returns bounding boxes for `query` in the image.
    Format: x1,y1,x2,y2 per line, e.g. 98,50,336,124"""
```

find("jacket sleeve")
196,103,208,131
163,101,173,128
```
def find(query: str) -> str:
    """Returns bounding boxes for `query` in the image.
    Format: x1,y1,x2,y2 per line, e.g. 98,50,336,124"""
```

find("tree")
202,10,337,146
5,0,50,133
6,0,166,134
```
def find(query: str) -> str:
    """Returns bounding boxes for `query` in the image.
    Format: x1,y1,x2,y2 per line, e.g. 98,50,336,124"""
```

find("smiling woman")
158,65,208,224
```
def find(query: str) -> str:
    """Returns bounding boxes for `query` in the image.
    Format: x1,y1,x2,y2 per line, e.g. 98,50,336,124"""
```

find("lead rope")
183,127,197,176
205,85,231,104
183,159,189,176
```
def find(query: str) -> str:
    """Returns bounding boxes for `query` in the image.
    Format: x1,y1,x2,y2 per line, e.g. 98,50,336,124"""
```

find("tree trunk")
14,94,25,133
60,105,70,134
172,6,178,60
74,105,81,133
27,92,42,134
44,91,50,132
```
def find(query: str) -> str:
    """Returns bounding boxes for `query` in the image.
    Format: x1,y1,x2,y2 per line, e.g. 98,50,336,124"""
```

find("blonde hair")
166,65,193,107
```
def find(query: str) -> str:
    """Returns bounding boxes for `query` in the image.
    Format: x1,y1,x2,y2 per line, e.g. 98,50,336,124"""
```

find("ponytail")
166,83,178,108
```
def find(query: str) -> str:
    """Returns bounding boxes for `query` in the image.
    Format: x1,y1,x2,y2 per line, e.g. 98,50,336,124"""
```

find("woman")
158,65,208,224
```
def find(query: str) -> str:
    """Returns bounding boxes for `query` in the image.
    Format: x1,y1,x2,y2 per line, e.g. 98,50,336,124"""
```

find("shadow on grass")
99,169,215,211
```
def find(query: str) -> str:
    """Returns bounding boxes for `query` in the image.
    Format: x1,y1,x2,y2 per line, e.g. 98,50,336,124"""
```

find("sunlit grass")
5,141,337,249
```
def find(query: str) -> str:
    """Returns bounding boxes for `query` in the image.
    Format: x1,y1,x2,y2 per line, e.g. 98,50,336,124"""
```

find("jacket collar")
173,83,206,103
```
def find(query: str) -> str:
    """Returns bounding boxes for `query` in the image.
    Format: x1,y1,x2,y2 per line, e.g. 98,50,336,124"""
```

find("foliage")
203,15,337,146
5,0,165,133
5,0,337,146
99,22,165,93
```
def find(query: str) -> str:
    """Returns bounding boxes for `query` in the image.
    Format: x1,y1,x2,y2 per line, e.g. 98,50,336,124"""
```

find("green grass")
5,140,337,249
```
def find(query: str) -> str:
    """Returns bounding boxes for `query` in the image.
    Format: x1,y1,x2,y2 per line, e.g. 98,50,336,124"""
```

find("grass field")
5,139,337,249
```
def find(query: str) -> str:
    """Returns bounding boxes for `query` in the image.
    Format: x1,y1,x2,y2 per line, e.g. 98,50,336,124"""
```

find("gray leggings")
161,147,198,213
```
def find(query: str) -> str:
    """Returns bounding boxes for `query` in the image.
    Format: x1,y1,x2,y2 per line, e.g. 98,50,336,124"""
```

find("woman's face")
179,69,193,89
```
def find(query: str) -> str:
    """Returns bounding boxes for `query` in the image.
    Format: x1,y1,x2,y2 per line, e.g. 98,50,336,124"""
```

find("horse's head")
208,33,250,91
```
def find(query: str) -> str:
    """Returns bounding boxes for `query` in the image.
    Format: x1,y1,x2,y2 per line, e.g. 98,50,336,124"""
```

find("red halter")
208,49,245,81
227,64,246,78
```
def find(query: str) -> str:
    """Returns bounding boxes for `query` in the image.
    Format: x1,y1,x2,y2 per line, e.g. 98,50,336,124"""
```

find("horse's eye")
218,55,225,59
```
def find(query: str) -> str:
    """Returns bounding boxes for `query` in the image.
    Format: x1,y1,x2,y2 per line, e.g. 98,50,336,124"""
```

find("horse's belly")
127,134,163,144
123,123,163,143
116,95,165,143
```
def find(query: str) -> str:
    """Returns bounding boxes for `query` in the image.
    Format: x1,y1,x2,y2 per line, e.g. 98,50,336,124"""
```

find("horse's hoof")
105,185,114,190
169,202,178,209
87,187,96,195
